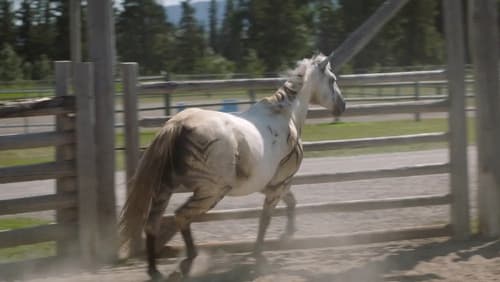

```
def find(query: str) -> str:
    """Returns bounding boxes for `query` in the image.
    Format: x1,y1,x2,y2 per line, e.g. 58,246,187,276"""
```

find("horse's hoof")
148,269,164,281
180,258,194,276
279,232,294,243
166,271,183,282
250,249,267,262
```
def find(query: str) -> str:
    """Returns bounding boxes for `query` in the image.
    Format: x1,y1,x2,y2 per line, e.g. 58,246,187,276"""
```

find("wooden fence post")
55,61,79,255
469,0,500,236
121,62,142,254
87,0,118,262
74,62,99,267
331,0,410,71
443,0,470,239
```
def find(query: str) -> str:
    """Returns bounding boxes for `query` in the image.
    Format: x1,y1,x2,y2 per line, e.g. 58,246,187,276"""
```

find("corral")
0,0,499,281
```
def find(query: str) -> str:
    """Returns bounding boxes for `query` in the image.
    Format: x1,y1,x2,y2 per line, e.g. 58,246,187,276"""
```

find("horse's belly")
227,168,272,196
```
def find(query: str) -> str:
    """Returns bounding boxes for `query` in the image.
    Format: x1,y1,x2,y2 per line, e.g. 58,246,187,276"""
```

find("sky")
11,0,211,8
156,0,209,6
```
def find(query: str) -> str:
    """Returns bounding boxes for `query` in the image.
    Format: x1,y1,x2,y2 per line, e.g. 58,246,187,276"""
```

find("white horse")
119,53,345,280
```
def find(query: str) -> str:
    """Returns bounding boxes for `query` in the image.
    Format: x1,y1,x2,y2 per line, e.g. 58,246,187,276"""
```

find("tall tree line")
116,0,448,75
0,0,476,80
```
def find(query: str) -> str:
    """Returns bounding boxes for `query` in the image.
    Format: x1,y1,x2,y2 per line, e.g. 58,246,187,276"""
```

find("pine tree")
338,0,406,71
398,0,444,66
219,0,247,64
208,0,218,52
172,0,206,73
31,0,56,59
0,0,15,48
248,0,313,72
116,0,173,74
315,0,343,55
16,0,35,63
53,0,70,60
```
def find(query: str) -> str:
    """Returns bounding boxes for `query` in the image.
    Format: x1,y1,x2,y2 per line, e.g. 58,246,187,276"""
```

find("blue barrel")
220,99,239,113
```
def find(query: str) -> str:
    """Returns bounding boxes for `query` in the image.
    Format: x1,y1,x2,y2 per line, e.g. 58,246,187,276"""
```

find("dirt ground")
4,149,500,282
16,237,500,282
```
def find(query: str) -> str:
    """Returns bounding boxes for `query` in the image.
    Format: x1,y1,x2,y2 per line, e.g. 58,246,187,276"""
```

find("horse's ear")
318,58,329,71
328,51,335,68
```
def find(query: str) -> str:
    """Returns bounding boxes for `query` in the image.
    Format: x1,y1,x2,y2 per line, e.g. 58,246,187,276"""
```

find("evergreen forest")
0,0,496,80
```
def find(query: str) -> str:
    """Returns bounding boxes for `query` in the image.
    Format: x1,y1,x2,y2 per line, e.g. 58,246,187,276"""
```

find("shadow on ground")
154,237,500,282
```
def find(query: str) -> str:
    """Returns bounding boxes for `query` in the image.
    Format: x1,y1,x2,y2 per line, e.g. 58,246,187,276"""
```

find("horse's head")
309,53,346,117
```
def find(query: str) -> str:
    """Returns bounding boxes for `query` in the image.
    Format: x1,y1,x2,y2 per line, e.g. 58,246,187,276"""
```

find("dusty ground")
14,237,500,282
4,148,500,282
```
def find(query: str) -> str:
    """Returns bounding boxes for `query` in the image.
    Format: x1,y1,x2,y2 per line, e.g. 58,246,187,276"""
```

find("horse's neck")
254,78,311,133
291,84,312,133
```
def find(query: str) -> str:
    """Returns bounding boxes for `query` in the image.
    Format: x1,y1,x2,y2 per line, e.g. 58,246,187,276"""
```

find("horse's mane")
262,54,326,108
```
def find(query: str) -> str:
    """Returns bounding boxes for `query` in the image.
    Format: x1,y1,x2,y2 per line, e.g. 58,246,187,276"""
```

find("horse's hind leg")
145,191,172,280
174,185,231,275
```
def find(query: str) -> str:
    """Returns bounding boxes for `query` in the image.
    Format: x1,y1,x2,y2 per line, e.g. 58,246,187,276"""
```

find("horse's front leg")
253,187,286,256
281,188,297,241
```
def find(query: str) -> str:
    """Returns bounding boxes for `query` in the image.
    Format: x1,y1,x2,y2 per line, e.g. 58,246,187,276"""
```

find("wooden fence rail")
162,194,452,223
139,70,447,94
0,61,100,268
138,99,449,128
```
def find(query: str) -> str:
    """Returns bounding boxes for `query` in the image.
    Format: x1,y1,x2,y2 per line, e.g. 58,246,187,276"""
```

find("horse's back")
167,108,266,191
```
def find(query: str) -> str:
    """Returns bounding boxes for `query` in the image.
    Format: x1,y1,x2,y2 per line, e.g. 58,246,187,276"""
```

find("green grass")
0,147,54,168
0,218,55,262
302,117,475,157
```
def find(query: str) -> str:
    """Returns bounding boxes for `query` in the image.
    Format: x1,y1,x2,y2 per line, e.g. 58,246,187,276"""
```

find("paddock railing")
0,62,99,272
121,63,469,255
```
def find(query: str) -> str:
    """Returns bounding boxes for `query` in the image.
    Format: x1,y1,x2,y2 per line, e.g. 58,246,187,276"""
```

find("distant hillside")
165,0,226,28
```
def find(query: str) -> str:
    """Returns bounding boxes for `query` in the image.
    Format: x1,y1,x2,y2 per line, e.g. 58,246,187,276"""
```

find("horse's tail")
119,121,182,250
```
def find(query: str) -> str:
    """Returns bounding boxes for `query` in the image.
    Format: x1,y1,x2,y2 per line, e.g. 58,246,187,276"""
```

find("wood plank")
0,224,75,249
0,161,75,184
55,61,78,257
70,0,82,66
0,96,75,118
138,70,446,94
118,132,448,152
121,62,142,254
291,163,450,186
161,194,451,223
0,131,75,151
307,99,449,119
302,132,448,151
469,0,500,236
122,63,140,189
340,69,446,85
87,0,118,261
140,78,284,94
168,163,450,194
158,225,451,258
0,194,77,216
331,0,411,70
74,62,99,266
138,99,450,128
443,0,471,239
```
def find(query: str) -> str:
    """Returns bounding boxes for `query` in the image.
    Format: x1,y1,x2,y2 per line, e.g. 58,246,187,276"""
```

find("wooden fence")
121,61,469,255
0,62,99,273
